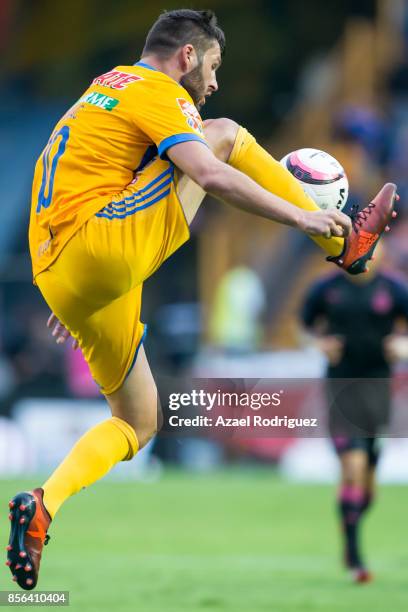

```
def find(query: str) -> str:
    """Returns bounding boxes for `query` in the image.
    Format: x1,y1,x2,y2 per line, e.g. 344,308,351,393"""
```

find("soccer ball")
280,148,349,211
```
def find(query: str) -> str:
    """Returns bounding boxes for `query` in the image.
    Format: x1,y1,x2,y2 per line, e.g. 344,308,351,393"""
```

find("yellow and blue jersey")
29,61,207,277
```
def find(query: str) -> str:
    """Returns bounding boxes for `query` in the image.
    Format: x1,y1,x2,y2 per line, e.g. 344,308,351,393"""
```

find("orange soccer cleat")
328,183,398,275
6,488,51,590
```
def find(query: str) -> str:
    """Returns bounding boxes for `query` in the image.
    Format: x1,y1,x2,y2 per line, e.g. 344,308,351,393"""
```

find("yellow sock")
228,126,344,257
42,417,138,518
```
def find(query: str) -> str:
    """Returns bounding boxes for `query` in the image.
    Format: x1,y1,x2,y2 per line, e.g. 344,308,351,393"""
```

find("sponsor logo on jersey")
371,288,393,314
79,92,119,111
92,70,143,90
176,98,203,134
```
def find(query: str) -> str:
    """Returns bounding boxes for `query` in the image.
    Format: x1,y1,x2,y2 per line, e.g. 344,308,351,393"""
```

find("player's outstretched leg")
205,119,398,274
5,346,157,590
5,415,138,590
6,489,51,590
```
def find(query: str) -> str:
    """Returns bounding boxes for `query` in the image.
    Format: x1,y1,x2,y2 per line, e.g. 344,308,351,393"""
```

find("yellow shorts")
36,156,201,395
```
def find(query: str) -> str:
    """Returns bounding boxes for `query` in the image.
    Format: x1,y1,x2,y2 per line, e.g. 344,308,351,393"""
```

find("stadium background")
1,1,408,610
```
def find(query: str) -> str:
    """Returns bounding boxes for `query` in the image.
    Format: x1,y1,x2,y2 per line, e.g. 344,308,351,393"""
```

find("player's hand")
315,335,344,365
299,209,352,239
47,313,79,350
383,334,408,363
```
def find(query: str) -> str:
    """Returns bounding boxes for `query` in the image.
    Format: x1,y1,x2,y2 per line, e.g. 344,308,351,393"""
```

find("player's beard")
181,61,206,110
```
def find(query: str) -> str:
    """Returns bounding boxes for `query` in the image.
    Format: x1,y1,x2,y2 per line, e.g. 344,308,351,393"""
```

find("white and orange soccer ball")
280,148,349,211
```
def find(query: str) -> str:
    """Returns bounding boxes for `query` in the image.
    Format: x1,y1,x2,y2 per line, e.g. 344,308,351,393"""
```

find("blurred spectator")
152,302,202,373
65,347,99,398
330,106,384,207
333,106,386,164
386,60,408,205
3,306,67,406
209,266,266,354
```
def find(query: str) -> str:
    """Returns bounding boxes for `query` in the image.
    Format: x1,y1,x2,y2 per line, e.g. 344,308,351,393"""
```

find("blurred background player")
300,245,408,583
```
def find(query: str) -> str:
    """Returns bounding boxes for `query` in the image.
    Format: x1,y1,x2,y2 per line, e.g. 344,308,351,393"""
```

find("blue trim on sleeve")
133,61,158,71
158,133,208,160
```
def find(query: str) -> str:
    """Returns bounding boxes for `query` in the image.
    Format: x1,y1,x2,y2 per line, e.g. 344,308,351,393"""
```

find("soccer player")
6,9,397,590
301,251,408,583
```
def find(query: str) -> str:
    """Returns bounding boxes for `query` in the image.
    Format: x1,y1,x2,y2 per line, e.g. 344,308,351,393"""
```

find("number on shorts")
36,125,70,213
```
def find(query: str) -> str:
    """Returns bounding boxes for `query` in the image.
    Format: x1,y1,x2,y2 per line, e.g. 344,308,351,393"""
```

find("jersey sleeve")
301,279,329,328
129,79,208,160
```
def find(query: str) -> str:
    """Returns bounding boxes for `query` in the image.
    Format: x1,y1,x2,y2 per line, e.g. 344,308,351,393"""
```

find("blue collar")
133,61,157,71
133,60,183,88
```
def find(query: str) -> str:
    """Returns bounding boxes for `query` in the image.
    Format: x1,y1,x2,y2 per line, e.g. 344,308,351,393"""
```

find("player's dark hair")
142,9,226,59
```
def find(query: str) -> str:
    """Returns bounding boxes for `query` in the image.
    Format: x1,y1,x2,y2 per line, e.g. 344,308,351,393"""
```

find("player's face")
181,42,221,110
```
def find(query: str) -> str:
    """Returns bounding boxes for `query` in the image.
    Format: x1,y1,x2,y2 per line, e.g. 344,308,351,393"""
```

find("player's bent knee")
204,117,239,142
203,118,239,161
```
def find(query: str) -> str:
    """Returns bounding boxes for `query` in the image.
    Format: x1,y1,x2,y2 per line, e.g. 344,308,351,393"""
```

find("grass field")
0,469,407,611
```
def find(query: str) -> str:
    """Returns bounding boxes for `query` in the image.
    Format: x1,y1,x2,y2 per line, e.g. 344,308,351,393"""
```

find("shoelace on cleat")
349,202,375,230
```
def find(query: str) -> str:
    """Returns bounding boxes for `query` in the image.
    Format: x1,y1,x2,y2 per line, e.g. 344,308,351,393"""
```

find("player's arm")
383,334,408,362
167,140,351,239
